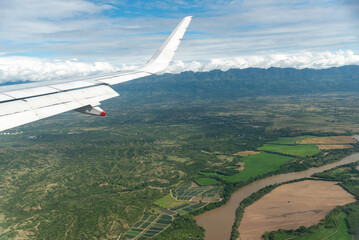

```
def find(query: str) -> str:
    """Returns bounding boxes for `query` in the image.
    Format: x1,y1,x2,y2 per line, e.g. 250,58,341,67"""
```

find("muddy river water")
195,153,359,240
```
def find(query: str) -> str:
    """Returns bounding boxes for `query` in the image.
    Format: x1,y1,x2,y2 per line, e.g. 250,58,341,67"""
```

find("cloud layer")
0,0,358,83
168,50,359,73
0,0,358,63
0,57,120,82
1,50,358,83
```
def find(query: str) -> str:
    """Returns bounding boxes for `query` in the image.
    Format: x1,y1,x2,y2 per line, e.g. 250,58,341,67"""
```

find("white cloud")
0,0,358,75
0,50,358,83
0,57,122,82
166,50,359,73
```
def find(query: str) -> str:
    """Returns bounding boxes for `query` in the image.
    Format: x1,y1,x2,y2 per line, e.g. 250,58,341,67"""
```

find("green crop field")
258,144,320,157
202,152,293,183
269,136,315,145
194,178,219,186
269,213,352,240
154,194,187,209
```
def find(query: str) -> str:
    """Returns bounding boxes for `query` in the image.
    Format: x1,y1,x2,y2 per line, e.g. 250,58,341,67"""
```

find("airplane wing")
0,16,192,132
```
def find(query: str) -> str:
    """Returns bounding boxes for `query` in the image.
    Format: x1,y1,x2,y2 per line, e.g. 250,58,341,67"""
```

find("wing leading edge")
0,16,192,132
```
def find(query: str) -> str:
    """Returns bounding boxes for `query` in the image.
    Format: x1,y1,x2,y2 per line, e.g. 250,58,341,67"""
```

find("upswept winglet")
95,16,192,85
140,16,192,74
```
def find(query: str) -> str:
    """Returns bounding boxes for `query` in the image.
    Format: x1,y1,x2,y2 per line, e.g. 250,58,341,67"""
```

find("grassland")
258,144,320,157
268,213,352,240
194,178,220,186
202,153,293,183
154,194,187,209
269,136,315,145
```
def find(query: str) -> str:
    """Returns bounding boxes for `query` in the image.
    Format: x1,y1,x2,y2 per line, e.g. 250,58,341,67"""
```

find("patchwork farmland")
125,183,222,239
124,214,173,240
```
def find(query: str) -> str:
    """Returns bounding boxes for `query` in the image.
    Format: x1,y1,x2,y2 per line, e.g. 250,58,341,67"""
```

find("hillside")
117,65,359,99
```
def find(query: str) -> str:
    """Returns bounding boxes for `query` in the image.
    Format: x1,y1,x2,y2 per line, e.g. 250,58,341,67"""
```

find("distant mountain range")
2,65,359,98
118,65,359,98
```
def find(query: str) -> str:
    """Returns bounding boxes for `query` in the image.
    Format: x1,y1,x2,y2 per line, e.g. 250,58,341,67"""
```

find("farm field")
269,214,352,240
269,136,315,145
202,152,293,183
298,136,357,144
153,194,187,209
263,163,359,240
124,214,173,239
233,151,260,156
173,183,221,202
153,182,221,219
238,180,355,240
317,144,354,150
257,144,320,157
194,178,220,186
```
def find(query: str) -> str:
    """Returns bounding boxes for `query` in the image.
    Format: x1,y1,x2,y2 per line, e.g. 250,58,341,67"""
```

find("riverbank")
238,180,356,240
195,152,359,240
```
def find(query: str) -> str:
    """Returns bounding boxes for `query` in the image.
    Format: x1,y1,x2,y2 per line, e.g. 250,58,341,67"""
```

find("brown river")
195,153,359,240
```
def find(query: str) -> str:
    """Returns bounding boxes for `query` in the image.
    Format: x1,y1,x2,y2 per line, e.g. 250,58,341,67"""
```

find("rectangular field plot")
148,215,157,221
141,222,151,228
182,203,206,212
170,202,207,214
153,223,168,228
177,196,192,200
141,214,151,221
159,208,176,215
195,177,220,186
133,222,142,228
174,183,221,202
258,144,320,157
170,203,190,211
156,220,172,224
124,214,172,239
159,214,172,221
269,135,315,145
176,182,192,192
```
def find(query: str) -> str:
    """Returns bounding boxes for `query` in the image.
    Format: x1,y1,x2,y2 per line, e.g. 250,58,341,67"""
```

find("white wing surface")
0,16,192,132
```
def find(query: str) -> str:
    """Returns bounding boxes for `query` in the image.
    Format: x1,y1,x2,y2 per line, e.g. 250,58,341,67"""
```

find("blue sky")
0,0,358,82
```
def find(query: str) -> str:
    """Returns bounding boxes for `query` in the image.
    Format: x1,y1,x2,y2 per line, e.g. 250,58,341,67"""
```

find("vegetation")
201,152,293,183
230,185,278,240
194,178,220,186
264,213,352,240
154,194,186,209
258,144,320,157
1,66,359,239
124,214,173,239
269,136,315,144
152,215,204,240
263,163,359,239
